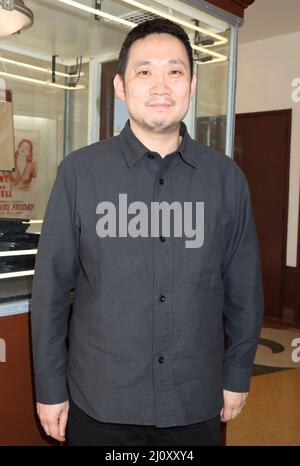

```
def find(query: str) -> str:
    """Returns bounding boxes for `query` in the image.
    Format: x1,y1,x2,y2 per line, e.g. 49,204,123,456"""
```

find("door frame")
235,109,292,321
297,186,300,324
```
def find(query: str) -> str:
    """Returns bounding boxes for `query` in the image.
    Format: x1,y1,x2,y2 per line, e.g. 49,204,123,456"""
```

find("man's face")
114,33,197,133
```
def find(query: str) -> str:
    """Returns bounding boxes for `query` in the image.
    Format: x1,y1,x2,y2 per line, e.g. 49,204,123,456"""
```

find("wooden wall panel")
0,313,54,446
206,0,255,18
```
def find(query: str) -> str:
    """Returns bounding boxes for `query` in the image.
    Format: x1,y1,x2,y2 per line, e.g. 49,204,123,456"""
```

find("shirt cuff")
34,373,69,404
223,362,253,393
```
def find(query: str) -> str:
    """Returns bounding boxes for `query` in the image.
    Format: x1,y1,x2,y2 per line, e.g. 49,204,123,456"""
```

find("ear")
113,73,126,101
190,72,197,100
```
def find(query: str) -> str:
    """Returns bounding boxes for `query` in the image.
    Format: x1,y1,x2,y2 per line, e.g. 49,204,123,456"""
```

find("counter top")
0,299,30,317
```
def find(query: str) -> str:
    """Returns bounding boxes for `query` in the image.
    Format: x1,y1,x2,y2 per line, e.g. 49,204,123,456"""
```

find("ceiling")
0,0,130,60
0,0,299,61
0,0,230,62
239,0,300,43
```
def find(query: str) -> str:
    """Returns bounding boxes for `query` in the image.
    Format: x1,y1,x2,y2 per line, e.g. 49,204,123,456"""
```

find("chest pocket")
181,222,225,293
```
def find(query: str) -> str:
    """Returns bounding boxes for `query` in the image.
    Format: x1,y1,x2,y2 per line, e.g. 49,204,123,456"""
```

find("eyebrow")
133,59,187,68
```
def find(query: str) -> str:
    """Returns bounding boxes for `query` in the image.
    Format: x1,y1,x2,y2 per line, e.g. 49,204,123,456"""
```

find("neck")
129,119,182,158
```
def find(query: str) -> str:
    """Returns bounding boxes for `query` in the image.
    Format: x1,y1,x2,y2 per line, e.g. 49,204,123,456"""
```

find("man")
31,18,264,446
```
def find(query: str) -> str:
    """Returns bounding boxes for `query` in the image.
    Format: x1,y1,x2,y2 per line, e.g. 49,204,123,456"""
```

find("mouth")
148,103,172,109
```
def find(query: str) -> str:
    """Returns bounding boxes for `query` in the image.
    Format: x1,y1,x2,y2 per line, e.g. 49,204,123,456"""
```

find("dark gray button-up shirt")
31,120,264,428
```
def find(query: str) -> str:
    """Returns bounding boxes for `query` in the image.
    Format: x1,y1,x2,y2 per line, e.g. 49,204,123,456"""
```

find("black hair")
117,18,194,79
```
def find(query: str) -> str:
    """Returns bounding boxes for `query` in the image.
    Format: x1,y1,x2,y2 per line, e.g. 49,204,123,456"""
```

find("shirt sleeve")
30,157,80,404
222,167,264,393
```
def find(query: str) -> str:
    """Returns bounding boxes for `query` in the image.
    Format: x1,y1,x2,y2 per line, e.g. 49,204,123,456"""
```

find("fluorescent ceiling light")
0,70,86,89
57,0,135,28
117,0,227,45
56,0,228,64
0,270,34,278
0,56,84,78
22,219,43,224
0,249,37,257
0,0,33,37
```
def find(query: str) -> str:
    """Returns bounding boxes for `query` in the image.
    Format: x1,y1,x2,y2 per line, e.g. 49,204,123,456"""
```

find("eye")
169,69,183,76
137,70,150,76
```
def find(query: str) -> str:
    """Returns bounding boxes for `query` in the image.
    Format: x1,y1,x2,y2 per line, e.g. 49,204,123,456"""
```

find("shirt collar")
119,119,200,169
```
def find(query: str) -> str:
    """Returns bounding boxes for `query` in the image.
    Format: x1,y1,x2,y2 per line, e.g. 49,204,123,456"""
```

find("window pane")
0,50,89,300
195,28,231,153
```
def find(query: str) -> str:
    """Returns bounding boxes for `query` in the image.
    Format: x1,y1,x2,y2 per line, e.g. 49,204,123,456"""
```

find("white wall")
236,31,300,267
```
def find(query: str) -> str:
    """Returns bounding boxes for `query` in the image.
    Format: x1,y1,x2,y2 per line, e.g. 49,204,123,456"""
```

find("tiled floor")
226,325,300,446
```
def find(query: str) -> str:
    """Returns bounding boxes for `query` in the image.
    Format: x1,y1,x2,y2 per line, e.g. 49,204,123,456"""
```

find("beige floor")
255,328,300,368
226,326,300,446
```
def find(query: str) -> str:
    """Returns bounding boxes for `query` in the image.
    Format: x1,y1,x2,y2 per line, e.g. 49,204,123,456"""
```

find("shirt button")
160,236,166,242
148,153,154,159
158,356,165,364
159,178,164,185
159,295,166,302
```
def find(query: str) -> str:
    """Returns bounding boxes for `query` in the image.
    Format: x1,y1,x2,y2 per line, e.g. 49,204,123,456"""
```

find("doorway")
234,109,291,320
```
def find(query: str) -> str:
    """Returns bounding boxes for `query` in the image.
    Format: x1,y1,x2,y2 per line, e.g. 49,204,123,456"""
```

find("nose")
150,77,171,96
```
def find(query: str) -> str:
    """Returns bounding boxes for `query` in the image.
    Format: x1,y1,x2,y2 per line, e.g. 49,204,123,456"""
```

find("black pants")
66,398,221,446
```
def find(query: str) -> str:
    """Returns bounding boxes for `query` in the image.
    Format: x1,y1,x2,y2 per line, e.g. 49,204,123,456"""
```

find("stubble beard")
128,110,181,134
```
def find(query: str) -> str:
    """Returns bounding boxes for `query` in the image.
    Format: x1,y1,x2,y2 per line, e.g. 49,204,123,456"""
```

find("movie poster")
0,129,39,219
0,90,15,171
